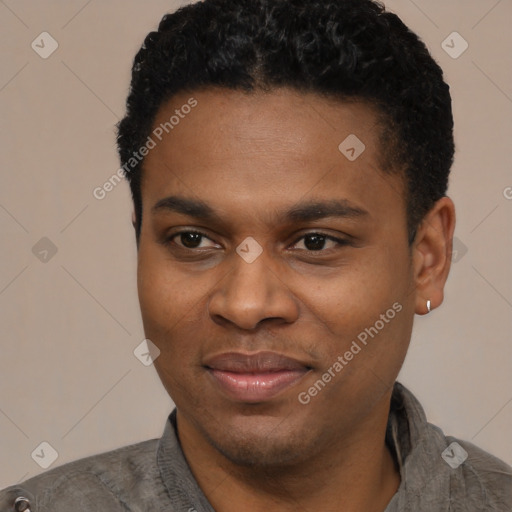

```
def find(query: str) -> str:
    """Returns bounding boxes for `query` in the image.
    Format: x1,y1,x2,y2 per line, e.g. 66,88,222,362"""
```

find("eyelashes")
164,229,350,253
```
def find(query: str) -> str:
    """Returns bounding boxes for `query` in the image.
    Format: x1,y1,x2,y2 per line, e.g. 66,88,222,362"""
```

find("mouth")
203,351,312,403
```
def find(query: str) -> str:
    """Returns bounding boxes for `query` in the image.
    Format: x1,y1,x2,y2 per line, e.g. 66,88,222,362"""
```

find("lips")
204,351,311,403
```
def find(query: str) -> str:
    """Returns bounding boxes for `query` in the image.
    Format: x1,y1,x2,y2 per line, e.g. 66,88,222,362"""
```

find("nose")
208,248,299,330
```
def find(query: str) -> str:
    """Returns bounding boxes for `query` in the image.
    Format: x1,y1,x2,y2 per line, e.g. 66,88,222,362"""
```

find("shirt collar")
157,408,216,511
384,382,452,511
156,382,450,511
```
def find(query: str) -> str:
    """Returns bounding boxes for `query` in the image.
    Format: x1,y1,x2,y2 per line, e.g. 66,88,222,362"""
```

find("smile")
204,351,311,403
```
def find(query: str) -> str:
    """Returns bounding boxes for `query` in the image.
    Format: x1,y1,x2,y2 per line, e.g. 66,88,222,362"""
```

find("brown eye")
292,233,348,252
167,230,218,250
179,232,203,248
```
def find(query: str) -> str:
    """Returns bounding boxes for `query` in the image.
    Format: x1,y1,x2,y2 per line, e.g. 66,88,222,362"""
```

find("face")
137,87,417,467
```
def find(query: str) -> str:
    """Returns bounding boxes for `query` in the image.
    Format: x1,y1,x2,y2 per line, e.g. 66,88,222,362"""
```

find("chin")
212,433,307,468
201,412,319,469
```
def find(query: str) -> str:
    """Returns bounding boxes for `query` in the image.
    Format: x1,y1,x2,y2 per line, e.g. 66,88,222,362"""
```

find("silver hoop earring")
426,299,431,313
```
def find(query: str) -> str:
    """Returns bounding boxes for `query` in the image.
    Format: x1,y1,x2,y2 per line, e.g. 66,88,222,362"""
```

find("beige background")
1,0,511,488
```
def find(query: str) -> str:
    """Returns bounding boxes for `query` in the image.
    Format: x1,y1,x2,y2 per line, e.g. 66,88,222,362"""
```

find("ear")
411,196,456,315
131,210,137,229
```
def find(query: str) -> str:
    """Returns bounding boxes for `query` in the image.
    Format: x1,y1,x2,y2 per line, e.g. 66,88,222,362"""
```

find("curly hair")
117,0,454,245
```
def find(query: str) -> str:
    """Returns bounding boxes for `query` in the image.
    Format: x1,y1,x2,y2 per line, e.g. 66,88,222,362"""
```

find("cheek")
138,244,192,321
298,245,411,364
137,253,203,400
306,247,405,318
136,245,218,368
137,247,189,348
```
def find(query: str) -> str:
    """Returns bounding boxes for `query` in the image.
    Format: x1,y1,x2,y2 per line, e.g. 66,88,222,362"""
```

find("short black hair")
117,0,454,246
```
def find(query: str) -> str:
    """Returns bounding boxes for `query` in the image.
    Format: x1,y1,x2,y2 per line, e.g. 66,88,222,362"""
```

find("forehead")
140,87,406,229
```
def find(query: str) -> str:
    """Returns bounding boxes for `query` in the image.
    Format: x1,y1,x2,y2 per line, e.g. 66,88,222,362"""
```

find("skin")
135,87,456,512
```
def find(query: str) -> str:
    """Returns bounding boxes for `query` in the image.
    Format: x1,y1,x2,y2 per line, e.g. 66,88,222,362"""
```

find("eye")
163,230,349,253
290,233,348,252
167,230,219,250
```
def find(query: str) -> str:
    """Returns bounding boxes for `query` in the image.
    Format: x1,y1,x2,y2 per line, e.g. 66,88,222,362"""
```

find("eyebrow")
151,195,369,224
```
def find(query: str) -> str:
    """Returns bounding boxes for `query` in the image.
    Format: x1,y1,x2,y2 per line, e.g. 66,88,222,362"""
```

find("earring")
426,299,431,313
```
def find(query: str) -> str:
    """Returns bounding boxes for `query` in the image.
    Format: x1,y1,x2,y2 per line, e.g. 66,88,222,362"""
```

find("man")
2,0,511,510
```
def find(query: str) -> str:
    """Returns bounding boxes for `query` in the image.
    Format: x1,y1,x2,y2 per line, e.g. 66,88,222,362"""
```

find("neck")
176,396,400,512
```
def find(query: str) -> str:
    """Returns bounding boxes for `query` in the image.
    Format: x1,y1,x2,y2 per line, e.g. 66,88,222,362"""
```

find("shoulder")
391,383,512,510
0,438,165,511
441,433,512,509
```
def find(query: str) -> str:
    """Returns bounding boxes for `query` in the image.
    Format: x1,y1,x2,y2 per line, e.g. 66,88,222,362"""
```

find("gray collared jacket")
1,382,511,511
